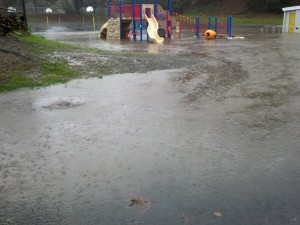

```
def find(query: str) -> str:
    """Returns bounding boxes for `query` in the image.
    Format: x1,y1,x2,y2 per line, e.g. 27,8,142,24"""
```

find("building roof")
282,6,300,12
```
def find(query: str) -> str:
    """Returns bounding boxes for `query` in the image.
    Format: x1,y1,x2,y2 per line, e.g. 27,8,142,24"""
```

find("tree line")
170,0,299,13
1,0,298,14
245,0,298,13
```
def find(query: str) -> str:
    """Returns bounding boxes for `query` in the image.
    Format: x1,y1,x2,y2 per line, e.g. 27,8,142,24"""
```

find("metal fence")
260,25,300,34
260,25,283,34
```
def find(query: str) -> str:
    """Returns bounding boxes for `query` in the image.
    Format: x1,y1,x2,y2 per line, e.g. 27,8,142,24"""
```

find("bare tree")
32,0,37,13
74,0,84,13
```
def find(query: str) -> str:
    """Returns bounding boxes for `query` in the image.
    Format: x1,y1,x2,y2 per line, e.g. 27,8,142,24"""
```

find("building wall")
282,9,300,33
283,9,300,33
283,11,287,32
296,9,300,33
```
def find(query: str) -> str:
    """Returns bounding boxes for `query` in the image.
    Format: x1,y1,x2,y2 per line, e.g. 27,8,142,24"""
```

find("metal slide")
145,13,164,44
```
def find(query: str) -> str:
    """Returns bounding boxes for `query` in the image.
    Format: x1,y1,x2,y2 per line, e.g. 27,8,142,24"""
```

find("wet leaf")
180,213,192,225
213,211,223,218
128,196,150,212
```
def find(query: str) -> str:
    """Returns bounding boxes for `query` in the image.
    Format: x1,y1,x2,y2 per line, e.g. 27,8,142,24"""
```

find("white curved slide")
145,14,164,44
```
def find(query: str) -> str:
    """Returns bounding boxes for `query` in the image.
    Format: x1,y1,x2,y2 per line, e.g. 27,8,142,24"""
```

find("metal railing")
260,25,282,34
260,25,299,34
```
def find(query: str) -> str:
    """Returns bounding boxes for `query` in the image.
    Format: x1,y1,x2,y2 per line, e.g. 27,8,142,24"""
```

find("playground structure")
100,0,172,42
99,0,233,42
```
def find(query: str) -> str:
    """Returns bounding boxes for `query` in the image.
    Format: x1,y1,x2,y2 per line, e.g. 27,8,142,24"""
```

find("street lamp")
86,6,96,31
86,6,94,12
45,8,52,27
46,8,53,13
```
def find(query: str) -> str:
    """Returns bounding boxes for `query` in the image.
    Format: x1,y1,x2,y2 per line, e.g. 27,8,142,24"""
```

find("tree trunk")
74,0,83,14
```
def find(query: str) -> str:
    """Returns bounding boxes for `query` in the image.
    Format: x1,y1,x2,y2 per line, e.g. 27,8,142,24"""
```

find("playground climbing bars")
174,14,233,38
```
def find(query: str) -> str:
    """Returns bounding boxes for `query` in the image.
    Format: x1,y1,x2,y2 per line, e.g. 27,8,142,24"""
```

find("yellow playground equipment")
204,29,216,40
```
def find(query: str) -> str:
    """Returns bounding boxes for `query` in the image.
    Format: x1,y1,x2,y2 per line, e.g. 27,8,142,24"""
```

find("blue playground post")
198,16,201,36
154,0,157,18
119,0,122,38
167,0,171,38
214,16,218,38
195,16,200,38
139,0,142,41
146,8,150,42
229,16,232,37
132,0,136,40
107,0,110,19
227,16,229,35
227,15,232,37
208,16,211,29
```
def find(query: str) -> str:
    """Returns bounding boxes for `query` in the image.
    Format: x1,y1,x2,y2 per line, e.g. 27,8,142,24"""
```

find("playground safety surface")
1,25,300,225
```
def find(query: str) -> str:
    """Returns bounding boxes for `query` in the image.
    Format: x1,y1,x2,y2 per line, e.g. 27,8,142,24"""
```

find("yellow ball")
204,30,216,40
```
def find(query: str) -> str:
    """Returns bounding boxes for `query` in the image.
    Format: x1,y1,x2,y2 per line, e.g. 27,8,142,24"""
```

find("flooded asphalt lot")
1,24,300,225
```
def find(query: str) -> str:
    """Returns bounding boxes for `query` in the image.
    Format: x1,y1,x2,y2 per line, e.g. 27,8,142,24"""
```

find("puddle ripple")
33,97,85,110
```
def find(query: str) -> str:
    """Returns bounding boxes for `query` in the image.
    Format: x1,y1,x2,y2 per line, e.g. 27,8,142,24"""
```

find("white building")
282,6,300,33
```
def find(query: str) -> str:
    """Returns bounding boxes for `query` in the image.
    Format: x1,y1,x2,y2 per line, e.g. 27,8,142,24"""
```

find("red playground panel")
109,4,141,19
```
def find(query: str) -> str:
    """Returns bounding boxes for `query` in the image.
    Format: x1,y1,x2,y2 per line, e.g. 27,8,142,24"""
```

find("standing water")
1,24,300,224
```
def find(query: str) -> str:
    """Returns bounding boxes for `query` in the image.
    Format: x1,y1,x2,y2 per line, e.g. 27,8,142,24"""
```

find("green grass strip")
0,62,79,92
14,32,79,53
0,71,38,92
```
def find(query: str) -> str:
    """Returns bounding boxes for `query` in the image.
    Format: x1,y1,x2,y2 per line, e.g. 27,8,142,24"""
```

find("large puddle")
1,23,300,224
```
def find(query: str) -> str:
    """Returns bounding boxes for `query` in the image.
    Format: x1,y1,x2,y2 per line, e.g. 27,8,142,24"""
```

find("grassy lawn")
15,32,80,53
0,33,81,92
182,9,283,26
231,16,283,25
181,14,282,25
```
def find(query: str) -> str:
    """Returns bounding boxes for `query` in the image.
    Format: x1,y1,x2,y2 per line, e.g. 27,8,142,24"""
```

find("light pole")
86,6,95,31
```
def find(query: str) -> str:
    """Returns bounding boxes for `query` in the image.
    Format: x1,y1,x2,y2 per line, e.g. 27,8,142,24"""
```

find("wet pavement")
1,25,300,225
